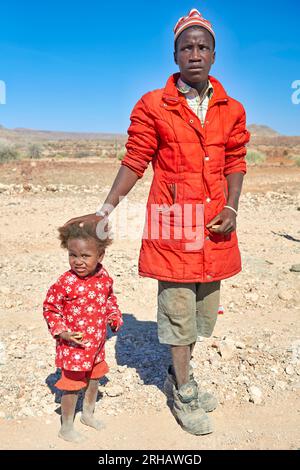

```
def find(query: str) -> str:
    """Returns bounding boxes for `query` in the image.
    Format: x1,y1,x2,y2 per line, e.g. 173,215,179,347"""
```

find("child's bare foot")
58,428,85,443
80,414,105,430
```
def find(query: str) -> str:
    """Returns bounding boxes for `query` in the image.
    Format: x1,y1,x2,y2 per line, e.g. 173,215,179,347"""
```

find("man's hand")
206,207,237,235
59,331,85,347
63,213,102,229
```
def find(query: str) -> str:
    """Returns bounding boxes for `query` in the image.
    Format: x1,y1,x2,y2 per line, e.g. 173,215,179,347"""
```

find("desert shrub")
117,148,126,161
0,142,20,163
74,151,91,158
290,154,300,167
246,149,267,165
28,143,42,159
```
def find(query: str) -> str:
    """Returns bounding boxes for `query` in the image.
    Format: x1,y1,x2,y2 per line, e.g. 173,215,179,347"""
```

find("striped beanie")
174,8,215,43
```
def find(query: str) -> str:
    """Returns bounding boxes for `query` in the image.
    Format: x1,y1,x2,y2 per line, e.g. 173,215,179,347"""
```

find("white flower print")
65,286,72,293
67,315,73,322
88,291,96,299
96,294,106,304
87,326,95,334
78,286,85,292
83,362,91,369
66,275,76,285
63,349,70,356
48,295,55,302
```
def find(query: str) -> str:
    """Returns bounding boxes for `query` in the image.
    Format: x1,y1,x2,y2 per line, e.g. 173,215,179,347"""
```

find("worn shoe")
172,381,213,435
164,365,218,413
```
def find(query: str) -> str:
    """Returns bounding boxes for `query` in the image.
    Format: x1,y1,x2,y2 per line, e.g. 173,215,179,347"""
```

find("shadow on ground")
45,313,170,413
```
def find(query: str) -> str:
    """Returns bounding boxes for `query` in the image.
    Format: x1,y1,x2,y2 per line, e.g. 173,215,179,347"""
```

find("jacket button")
189,119,194,123
163,103,167,107
206,198,211,203
205,156,210,161
205,236,210,241
207,274,212,279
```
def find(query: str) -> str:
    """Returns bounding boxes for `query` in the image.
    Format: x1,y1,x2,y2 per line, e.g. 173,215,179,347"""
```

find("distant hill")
0,125,126,142
248,124,281,137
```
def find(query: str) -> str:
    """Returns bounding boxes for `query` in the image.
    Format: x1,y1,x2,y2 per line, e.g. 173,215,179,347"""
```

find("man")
67,8,250,435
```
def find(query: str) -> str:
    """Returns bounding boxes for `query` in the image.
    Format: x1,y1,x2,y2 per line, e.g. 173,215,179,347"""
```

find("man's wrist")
224,205,238,216
95,209,109,217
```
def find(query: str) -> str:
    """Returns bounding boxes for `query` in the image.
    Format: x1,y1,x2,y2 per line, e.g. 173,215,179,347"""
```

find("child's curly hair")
58,222,113,251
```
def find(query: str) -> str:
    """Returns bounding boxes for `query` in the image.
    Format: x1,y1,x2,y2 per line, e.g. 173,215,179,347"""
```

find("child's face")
67,238,104,278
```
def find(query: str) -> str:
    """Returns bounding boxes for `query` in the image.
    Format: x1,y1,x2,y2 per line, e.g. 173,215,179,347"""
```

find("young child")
43,222,122,443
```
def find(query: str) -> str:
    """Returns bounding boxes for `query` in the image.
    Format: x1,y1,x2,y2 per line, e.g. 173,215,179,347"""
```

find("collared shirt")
43,264,121,371
177,77,214,126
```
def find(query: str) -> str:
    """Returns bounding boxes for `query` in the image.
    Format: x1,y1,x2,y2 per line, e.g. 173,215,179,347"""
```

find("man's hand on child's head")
108,315,123,333
59,331,85,346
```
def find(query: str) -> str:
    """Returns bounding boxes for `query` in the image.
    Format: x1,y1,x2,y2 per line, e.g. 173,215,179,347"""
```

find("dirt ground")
0,159,299,450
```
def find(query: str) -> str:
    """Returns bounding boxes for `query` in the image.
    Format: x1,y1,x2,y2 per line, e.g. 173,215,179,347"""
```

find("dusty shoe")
172,381,213,435
164,365,218,412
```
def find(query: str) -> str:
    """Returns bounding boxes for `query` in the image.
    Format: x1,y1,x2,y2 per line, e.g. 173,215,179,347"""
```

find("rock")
290,264,300,273
245,293,259,303
278,290,294,301
46,184,58,192
22,407,35,417
0,286,10,295
218,339,236,361
0,342,6,365
248,386,263,405
247,357,258,366
235,341,246,349
105,385,124,397
285,365,295,375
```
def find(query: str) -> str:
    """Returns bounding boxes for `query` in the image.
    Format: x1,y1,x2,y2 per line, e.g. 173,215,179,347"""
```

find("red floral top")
43,264,121,371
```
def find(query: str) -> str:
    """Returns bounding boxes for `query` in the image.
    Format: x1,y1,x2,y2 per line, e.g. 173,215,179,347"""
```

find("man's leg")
171,345,191,388
158,281,213,435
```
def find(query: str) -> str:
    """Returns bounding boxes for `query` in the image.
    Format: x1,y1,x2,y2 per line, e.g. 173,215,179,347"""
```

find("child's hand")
107,315,123,333
59,331,85,346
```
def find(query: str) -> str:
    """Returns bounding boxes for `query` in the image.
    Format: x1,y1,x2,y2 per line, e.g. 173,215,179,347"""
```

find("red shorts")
55,360,109,391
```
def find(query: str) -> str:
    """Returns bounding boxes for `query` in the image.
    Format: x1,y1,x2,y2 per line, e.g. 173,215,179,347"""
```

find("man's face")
174,27,215,85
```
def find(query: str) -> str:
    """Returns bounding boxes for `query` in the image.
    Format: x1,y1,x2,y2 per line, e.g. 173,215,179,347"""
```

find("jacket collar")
162,73,228,107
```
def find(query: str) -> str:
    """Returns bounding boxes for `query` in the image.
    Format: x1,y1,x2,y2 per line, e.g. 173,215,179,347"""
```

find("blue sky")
0,0,299,135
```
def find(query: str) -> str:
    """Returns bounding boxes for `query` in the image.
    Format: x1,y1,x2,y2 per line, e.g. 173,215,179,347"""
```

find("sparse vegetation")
117,148,126,161
74,150,91,158
290,154,300,167
0,142,20,163
28,143,42,159
246,149,267,165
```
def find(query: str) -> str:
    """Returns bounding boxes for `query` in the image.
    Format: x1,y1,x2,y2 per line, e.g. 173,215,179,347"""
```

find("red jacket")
122,73,250,283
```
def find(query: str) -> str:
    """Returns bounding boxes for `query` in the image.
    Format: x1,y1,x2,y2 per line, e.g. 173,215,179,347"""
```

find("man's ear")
174,50,178,65
212,50,216,65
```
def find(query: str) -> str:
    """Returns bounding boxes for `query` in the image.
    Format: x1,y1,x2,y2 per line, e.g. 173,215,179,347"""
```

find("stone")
290,265,300,273
278,290,294,301
285,365,295,376
248,386,263,405
235,341,246,350
0,286,10,295
105,385,124,397
218,339,236,361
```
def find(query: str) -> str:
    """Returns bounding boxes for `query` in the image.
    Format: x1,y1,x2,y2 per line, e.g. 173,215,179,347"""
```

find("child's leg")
59,391,84,442
81,379,104,430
